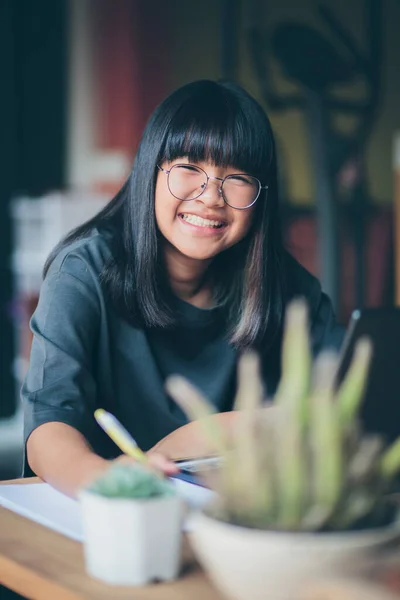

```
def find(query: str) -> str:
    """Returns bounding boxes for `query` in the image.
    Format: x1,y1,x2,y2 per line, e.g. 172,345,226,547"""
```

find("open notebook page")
0,479,215,541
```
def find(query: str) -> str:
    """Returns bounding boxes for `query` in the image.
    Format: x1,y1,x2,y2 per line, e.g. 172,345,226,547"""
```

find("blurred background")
0,0,399,480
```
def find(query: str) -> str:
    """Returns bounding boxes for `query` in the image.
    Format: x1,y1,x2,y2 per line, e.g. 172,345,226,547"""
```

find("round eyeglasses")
157,164,268,210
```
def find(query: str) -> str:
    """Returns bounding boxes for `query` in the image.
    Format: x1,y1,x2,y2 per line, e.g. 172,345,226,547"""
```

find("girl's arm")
26,422,110,498
23,251,177,495
27,421,178,498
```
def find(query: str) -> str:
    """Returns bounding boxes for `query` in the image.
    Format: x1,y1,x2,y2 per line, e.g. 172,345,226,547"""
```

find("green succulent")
166,299,400,532
86,464,176,499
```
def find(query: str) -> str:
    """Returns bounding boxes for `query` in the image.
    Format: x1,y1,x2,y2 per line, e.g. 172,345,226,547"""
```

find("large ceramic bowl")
189,510,399,600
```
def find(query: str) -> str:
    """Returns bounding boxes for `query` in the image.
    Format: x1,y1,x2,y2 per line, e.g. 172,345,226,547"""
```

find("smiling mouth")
179,213,226,229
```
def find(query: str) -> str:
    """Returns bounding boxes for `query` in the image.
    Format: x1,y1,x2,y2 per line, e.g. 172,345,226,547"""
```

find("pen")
94,408,147,464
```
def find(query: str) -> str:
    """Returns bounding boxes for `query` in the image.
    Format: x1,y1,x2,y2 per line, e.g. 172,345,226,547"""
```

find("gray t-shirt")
22,232,345,476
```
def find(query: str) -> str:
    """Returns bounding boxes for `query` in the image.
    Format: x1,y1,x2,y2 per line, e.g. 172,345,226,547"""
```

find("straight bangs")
159,85,273,182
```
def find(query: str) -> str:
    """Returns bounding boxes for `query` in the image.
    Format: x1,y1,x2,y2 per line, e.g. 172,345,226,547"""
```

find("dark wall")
0,0,68,417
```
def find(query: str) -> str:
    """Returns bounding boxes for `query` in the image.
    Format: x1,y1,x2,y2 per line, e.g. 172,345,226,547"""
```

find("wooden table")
0,478,223,600
2,480,400,600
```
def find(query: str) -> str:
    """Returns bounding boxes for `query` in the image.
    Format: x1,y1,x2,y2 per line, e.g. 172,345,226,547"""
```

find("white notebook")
0,479,214,542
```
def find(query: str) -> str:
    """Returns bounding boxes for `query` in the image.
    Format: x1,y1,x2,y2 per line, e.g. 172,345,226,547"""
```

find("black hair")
44,80,284,349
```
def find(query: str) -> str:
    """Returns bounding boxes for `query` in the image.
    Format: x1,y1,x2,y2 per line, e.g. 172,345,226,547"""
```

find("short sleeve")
21,255,101,475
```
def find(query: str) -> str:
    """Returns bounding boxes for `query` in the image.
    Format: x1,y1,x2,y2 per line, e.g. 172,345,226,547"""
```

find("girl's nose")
199,178,225,207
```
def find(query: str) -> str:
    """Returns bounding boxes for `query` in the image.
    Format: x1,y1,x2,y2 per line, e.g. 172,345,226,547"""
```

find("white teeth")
181,214,224,228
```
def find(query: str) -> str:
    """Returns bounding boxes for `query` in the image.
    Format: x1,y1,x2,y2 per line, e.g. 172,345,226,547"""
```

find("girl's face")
155,158,257,263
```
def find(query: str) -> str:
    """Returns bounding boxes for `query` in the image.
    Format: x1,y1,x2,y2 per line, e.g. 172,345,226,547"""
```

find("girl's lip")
178,214,228,235
178,212,227,225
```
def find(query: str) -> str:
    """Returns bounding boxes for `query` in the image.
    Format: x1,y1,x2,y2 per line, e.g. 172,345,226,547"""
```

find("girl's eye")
228,175,253,185
178,165,201,173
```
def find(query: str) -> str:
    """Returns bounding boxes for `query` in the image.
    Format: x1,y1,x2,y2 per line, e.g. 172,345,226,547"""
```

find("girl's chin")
177,250,217,262
169,243,220,262
161,233,227,262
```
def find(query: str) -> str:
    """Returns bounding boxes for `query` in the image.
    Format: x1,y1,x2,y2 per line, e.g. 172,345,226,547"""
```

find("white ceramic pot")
79,490,183,586
190,510,399,600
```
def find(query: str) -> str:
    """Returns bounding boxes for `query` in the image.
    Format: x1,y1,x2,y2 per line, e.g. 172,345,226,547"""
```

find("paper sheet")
0,479,215,541
0,483,83,541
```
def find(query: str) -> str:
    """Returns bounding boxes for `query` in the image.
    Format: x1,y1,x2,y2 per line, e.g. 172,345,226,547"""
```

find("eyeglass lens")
167,164,260,209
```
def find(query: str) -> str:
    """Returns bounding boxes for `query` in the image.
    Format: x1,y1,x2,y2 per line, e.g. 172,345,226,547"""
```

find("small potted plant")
166,300,400,600
78,463,183,585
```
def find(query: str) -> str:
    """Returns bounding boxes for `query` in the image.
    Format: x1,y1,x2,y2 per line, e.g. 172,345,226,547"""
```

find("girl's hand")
113,452,179,477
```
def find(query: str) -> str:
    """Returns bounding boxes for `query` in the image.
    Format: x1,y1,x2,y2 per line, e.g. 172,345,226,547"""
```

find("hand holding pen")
94,409,179,477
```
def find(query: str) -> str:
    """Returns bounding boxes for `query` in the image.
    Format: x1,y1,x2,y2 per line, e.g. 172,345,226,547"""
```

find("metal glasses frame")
157,164,268,210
